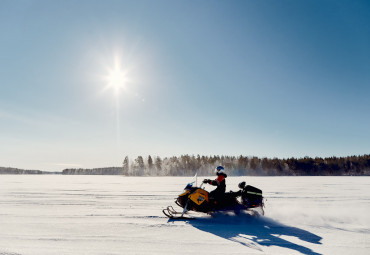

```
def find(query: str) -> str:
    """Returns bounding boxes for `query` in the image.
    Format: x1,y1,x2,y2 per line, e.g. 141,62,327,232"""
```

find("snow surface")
0,175,369,255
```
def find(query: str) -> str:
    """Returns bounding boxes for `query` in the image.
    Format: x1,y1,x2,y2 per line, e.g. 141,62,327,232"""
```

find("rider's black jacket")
208,172,227,198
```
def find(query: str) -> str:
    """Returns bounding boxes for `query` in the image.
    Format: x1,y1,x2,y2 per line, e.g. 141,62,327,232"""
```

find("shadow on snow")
169,212,322,255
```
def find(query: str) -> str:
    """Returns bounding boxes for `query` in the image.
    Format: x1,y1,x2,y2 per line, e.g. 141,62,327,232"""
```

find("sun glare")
104,57,128,96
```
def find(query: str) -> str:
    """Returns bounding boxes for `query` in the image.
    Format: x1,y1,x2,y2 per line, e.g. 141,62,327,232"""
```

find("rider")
203,165,227,203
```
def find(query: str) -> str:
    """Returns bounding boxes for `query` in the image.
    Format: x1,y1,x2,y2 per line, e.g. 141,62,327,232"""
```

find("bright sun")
104,58,128,96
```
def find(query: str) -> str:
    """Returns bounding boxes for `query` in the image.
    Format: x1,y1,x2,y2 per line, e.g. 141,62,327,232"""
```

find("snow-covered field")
0,175,369,255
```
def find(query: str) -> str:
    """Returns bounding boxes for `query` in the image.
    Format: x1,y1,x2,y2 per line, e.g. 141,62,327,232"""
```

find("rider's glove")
203,179,210,184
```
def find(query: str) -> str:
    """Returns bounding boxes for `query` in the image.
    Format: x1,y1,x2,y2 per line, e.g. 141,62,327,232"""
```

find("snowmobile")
163,180,264,219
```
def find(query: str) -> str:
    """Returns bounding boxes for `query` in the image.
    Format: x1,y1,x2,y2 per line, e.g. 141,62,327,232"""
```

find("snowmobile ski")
162,206,195,220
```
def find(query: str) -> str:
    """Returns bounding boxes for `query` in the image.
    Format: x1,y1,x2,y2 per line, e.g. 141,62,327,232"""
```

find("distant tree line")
0,167,44,174
118,154,370,176
62,167,122,175
2,154,370,176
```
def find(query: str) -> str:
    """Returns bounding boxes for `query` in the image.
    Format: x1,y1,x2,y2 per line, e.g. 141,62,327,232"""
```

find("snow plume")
259,176,370,233
268,201,370,233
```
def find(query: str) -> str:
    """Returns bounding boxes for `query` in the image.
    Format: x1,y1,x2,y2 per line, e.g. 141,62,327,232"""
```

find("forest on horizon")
62,154,370,176
1,154,369,176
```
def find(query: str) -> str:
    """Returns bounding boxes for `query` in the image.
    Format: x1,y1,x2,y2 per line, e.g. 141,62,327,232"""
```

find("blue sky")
1,0,369,171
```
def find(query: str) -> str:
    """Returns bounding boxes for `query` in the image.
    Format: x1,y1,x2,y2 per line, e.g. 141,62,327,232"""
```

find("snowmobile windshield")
184,183,193,190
